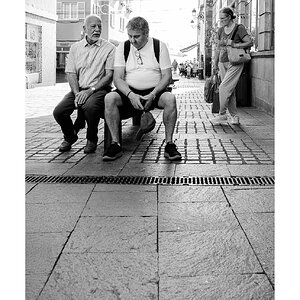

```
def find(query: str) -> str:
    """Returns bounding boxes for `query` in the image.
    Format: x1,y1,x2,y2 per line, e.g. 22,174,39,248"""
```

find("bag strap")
230,24,240,40
124,40,131,62
152,38,160,63
124,38,160,63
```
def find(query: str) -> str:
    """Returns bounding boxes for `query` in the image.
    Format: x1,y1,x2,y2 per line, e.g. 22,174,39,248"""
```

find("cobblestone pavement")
26,78,274,299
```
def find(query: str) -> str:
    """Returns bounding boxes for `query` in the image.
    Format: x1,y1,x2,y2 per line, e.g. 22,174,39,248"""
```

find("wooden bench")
103,79,179,152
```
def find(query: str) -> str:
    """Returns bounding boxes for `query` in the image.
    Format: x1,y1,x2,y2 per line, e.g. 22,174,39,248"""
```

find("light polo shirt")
114,37,172,90
65,37,115,89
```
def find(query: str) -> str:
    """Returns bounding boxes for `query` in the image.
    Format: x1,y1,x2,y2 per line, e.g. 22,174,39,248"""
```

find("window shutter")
78,2,85,20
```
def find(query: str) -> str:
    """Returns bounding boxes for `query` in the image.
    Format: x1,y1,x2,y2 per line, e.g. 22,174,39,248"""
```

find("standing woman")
211,7,252,125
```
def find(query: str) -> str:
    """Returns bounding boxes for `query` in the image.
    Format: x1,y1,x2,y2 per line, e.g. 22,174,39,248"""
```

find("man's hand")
75,90,93,106
128,92,144,110
140,92,156,111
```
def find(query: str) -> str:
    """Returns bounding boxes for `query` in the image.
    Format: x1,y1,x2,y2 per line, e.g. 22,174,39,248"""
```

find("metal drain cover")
25,175,274,186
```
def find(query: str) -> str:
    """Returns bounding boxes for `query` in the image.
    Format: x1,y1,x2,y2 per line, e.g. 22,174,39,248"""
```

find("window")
110,11,115,28
57,2,85,20
119,17,125,32
245,0,258,51
25,23,42,77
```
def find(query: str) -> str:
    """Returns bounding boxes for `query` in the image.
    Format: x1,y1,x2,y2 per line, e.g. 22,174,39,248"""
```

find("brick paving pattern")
26,78,274,165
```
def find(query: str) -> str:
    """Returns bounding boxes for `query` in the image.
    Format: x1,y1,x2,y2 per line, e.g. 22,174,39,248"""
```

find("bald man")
53,15,115,153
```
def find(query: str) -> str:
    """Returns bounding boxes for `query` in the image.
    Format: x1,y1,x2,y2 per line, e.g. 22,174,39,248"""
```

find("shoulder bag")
227,25,251,65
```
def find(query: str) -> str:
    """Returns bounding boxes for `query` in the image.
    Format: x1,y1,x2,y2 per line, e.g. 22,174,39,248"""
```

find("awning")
180,43,198,53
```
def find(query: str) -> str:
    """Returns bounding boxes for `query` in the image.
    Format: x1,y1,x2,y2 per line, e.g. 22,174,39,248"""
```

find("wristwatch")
90,86,96,93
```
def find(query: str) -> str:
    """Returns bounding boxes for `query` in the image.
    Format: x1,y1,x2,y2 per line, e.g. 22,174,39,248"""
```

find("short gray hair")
126,16,149,35
83,14,102,27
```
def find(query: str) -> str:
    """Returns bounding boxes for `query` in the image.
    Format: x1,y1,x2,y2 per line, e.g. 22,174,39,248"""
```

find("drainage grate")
25,175,274,186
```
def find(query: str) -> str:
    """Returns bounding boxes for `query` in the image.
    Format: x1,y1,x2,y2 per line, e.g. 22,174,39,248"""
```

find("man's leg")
157,92,177,143
53,92,78,151
81,90,106,143
103,92,124,160
158,92,181,161
104,91,123,143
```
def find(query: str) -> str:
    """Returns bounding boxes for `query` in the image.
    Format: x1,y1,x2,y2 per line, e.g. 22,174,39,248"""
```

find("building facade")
56,0,133,71
197,0,274,115
25,0,57,88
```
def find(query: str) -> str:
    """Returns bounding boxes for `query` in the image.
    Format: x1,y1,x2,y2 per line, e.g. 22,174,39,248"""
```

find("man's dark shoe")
164,142,182,161
58,135,78,152
84,140,97,153
103,142,122,161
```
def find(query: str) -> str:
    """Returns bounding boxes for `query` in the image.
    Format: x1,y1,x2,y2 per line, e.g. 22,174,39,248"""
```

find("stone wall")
250,52,274,116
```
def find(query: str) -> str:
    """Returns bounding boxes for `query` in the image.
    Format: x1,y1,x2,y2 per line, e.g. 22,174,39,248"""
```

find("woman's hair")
126,17,149,35
220,7,236,19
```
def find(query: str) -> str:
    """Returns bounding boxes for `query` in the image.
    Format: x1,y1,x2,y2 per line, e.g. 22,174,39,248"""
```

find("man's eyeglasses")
135,50,143,65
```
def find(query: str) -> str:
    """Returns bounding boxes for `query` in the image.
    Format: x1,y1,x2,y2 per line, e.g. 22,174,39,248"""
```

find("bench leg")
104,120,122,153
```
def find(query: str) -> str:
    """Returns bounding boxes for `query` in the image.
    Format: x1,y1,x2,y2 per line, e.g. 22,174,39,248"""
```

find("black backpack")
123,38,160,63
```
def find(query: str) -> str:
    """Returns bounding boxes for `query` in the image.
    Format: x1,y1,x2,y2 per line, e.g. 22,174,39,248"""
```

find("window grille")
57,2,85,20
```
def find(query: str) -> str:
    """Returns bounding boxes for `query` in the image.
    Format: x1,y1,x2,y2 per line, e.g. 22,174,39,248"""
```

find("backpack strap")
152,38,160,63
123,38,160,63
124,40,131,62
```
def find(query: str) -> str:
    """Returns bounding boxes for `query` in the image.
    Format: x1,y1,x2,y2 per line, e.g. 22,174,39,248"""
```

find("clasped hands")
128,92,155,111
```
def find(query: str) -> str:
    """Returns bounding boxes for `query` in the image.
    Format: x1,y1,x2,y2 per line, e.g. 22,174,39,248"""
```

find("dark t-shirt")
217,24,248,62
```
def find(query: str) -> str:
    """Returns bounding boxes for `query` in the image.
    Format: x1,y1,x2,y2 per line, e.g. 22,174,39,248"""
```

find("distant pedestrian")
211,7,252,125
53,15,115,153
103,16,181,161
172,59,178,73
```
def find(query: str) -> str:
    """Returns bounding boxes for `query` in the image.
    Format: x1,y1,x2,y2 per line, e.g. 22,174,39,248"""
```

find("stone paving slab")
227,165,274,176
158,185,226,202
223,187,274,212
93,183,156,192
119,162,176,176
158,202,239,232
26,203,84,233
64,216,156,253
236,212,274,284
174,164,231,176
39,252,158,300
25,183,94,204
159,274,274,300
25,182,36,194
26,274,49,300
26,162,75,176
26,232,69,275
159,229,262,277
63,157,125,176
82,191,157,217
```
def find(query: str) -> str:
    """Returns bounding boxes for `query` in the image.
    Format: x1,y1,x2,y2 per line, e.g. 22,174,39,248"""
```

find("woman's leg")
218,62,244,116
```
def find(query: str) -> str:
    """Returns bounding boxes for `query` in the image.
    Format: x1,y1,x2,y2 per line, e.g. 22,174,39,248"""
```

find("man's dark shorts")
113,86,171,119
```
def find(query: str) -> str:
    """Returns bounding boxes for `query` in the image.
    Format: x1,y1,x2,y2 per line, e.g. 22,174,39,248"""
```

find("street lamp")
192,8,196,17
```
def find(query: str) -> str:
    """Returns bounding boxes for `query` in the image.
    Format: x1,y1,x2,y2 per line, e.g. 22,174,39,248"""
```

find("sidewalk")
26,78,274,299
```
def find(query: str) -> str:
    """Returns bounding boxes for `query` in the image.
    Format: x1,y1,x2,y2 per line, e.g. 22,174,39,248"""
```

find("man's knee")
160,93,177,110
53,103,63,121
105,92,121,111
